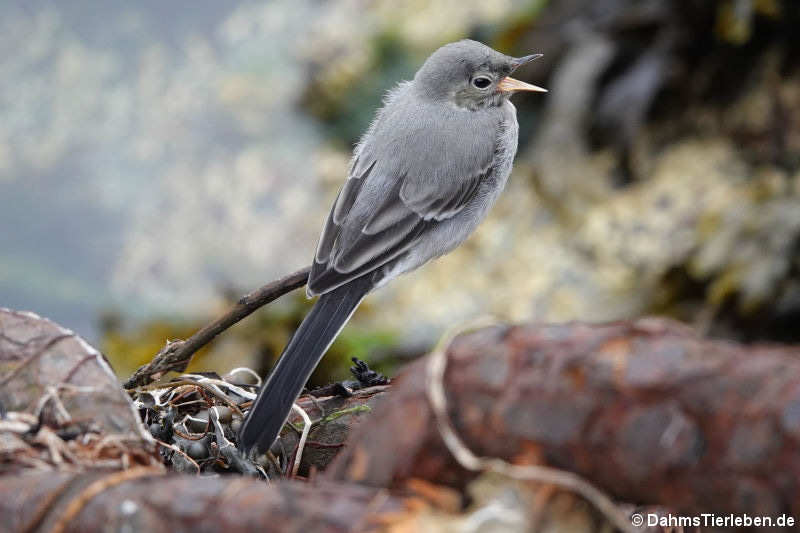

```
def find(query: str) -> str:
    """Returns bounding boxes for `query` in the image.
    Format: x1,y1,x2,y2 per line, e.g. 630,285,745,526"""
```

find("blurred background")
1,0,799,383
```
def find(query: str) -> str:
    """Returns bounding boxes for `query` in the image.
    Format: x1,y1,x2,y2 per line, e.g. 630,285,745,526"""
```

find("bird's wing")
308,152,494,296
307,86,504,296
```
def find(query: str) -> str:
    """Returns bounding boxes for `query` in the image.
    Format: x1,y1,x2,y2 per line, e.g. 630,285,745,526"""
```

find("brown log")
327,318,800,519
0,471,406,533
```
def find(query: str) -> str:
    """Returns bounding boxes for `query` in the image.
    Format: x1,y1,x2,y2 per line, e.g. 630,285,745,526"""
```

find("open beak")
498,77,548,93
499,53,547,93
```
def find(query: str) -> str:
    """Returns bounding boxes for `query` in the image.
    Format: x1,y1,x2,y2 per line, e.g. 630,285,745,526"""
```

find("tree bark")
327,318,800,520
0,472,405,533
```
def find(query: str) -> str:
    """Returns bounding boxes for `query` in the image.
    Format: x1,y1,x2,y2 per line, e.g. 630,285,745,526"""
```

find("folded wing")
308,154,493,296
308,90,502,296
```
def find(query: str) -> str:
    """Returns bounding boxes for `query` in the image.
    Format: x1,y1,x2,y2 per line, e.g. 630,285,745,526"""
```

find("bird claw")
349,357,389,387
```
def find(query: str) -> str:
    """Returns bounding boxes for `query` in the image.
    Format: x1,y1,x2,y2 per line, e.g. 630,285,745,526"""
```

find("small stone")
186,440,210,460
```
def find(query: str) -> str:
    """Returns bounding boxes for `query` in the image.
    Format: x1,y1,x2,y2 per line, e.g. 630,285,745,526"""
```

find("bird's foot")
349,357,389,387
309,357,389,398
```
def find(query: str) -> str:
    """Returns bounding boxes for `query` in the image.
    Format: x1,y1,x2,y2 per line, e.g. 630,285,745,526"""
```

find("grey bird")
239,39,546,454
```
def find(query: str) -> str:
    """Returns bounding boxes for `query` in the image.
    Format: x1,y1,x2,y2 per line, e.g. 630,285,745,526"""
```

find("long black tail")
238,276,371,454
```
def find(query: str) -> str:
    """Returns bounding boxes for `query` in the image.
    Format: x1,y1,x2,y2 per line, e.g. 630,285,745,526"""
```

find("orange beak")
498,76,548,93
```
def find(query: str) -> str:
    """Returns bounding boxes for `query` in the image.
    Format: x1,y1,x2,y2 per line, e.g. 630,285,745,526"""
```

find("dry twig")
290,403,312,478
154,439,200,474
132,379,246,417
123,267,310,389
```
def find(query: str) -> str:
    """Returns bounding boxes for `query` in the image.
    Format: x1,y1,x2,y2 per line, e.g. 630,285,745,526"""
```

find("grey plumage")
239,40,546,454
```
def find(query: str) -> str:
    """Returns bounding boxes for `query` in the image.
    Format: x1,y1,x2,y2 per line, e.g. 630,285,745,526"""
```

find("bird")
238,39,546,454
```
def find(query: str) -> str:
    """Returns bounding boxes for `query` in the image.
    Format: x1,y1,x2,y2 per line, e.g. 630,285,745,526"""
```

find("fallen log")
7,306,800,530
0,471,407,533
327,318,800,520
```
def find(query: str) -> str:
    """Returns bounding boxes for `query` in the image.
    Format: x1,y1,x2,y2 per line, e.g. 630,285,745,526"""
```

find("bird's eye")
472,76,492,89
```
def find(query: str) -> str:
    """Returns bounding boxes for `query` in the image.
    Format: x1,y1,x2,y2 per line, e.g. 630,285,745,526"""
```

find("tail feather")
238,275,371,454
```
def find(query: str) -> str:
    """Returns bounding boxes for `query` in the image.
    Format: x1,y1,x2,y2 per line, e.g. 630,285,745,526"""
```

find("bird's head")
414,39,546,109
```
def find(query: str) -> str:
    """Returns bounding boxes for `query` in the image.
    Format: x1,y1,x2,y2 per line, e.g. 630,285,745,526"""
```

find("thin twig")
123,267,310,389
225,367,263,386
290,403,311,478
173,414,210,441
209,407,259,477
131,380,244,417
155,439,200,474
183,374,256,401
425,320,638,533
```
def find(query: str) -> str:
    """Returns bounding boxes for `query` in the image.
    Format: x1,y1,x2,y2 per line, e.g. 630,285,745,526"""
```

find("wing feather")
308,164,487,295
307,84,505,296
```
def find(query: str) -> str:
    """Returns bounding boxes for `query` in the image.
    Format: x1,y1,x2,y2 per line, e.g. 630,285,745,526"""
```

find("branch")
123,267,310,389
